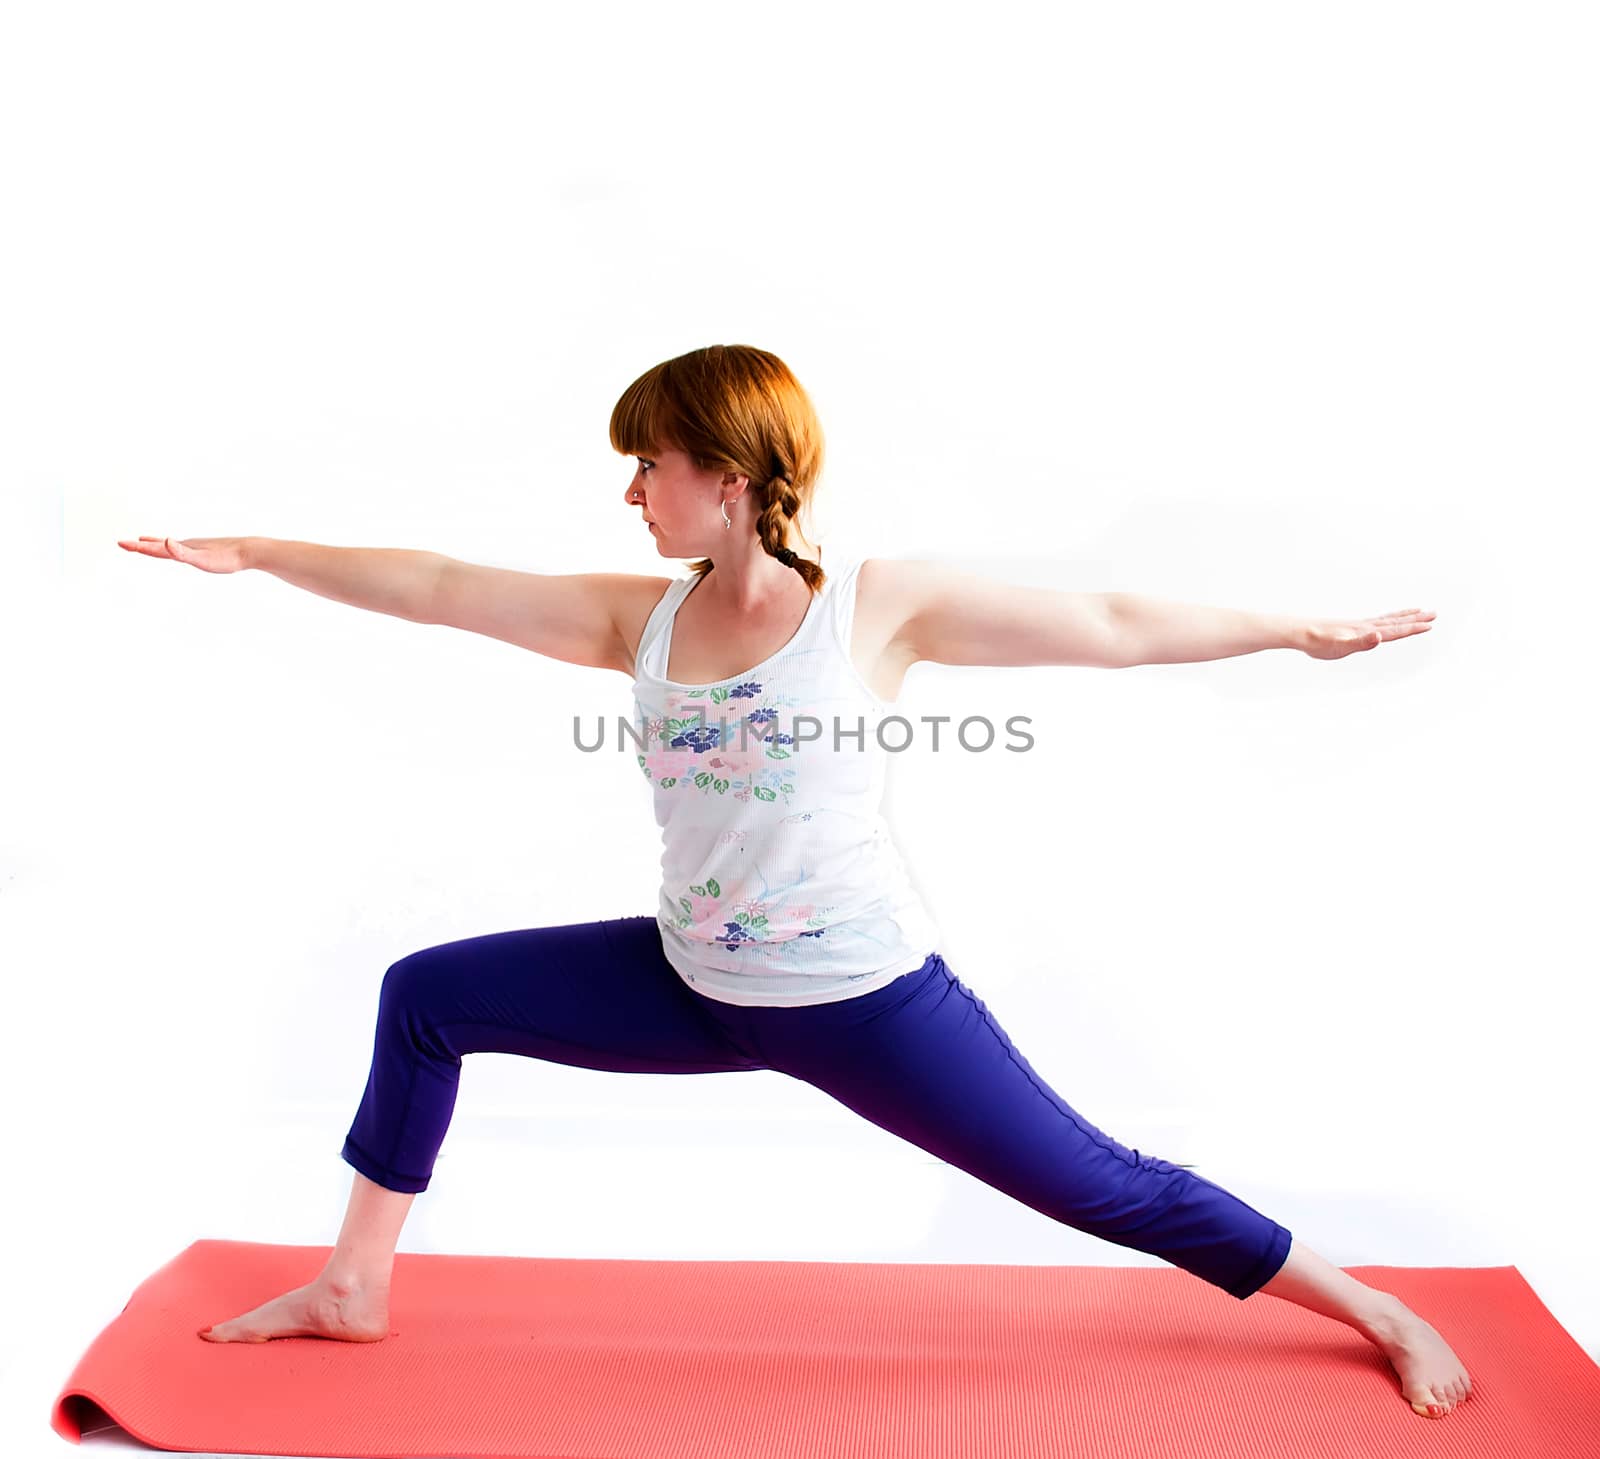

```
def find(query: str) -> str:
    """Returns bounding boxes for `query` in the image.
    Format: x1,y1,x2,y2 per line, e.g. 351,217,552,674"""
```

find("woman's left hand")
1301,608,1436,660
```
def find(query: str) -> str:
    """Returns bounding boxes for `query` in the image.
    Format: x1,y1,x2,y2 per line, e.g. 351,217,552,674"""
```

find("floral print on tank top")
635,677,836,955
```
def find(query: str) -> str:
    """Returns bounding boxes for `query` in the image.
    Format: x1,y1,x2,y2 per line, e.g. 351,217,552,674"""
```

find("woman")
118,343,1467,1419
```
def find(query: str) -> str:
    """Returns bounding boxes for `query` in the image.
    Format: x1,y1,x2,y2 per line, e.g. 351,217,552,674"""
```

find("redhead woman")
118,343,1464,1419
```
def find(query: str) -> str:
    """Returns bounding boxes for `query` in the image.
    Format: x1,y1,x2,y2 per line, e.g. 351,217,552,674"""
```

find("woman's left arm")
1103,592,1436,664
881,558,1435,669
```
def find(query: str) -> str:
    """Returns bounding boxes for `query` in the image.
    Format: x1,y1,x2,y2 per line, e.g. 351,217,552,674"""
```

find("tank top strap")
634,575,697,681
825,552,868,662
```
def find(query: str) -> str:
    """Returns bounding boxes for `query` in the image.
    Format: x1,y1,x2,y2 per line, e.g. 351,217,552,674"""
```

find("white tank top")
629,551,943,1006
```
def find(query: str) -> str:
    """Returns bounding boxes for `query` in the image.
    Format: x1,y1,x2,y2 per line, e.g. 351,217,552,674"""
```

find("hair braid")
756,472,823,591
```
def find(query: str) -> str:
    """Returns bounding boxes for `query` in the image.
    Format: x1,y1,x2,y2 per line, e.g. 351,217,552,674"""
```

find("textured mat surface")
52,1239,1600,1457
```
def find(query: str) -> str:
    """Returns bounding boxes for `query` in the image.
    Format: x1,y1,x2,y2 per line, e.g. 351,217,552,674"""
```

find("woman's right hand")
115,536,253,574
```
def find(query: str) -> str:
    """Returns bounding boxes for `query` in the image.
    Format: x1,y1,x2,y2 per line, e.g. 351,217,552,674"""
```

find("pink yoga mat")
52,1238,1600,1457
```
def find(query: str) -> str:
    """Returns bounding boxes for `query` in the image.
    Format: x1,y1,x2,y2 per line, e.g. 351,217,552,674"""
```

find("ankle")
1358,1294,1414,1345
320,1264,391,1298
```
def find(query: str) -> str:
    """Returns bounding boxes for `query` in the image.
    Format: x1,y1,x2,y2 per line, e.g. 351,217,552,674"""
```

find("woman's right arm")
118,533,666,674
262,541,660,668
246,537,447,623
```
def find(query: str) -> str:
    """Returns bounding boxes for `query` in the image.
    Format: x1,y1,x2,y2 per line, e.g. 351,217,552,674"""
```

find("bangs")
608,367,681,461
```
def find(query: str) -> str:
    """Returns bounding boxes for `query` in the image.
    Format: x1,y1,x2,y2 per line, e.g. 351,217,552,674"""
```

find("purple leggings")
341,914,1293,1301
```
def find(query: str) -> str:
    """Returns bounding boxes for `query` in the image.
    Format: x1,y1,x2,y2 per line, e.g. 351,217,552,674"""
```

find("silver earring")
720,499,732,529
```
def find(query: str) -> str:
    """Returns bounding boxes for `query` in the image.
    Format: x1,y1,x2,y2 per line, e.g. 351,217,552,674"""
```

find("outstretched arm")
880,558,1435,669
1106,593,1435,665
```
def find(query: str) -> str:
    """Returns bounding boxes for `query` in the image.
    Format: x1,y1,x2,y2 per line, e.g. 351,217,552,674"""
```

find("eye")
637,458,653,473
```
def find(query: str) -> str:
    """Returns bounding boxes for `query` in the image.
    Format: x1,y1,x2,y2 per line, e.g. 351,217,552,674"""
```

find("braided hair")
756,470,823,590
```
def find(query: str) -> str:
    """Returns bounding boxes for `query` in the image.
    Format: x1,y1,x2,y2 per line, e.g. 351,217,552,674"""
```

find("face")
624,446,742,551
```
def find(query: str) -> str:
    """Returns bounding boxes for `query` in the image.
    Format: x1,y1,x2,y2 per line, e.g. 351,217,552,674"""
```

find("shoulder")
849,556,946,661
597,572,679,627
852,555,943,610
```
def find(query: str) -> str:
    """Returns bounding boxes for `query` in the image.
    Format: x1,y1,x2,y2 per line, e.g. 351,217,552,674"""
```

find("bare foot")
1369,1301,1472,1418
198,1276,390,1344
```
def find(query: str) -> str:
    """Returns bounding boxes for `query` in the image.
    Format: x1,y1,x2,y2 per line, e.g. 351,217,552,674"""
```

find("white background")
3,1,1596,1452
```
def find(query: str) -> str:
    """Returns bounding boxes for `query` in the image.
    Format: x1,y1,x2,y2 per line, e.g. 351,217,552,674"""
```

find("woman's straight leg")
716,952,1472,1419
726,951,1293,1301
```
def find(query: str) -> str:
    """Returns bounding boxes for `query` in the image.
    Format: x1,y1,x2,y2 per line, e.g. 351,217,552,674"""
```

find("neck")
697,539,822,610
